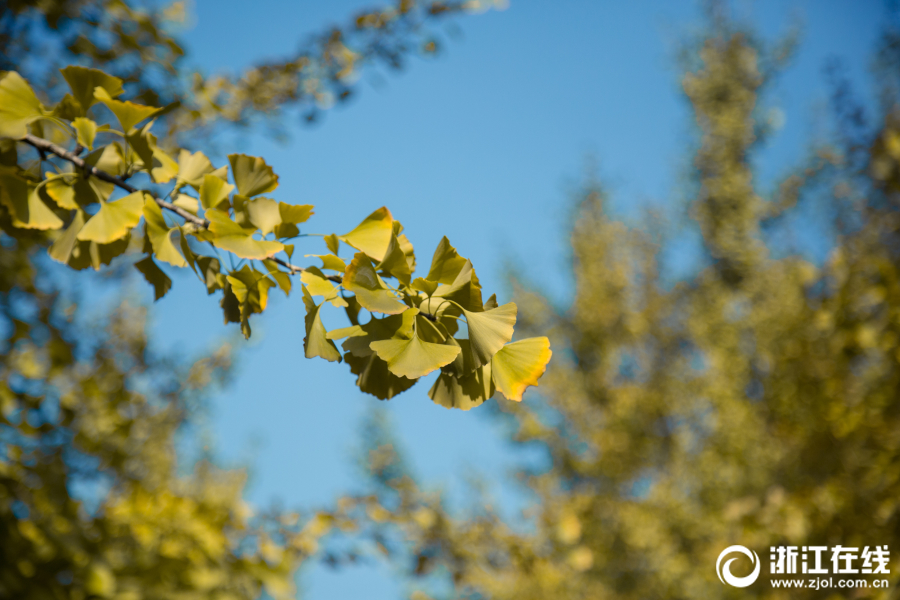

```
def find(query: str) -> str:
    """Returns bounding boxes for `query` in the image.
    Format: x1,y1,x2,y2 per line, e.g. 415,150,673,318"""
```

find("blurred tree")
342,13,900,600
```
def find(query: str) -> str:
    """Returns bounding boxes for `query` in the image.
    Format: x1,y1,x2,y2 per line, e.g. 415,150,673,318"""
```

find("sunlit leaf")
432,259,483,312
301,266,347,307
0,173,63,230
199,173,233,210
370,329,460,379
344,352,416,400
343,253,408,314
77,191,144,243
302,286,342,362
126,124,178,183
172,193,198,215
246,197,281,236
72,117,98,150
377,233,412,285
206,208,283,260
491,337,552,402
176,149,215,189
426,236,468,284
483,293,498,310
463,302,517,368
306,254,347,272
142,197,186,267
228,154,278,197
325,233,340,255
60,66,123,113
412,278,438,295
48,210,86,264
94,87,160,133
339,207,394,261
340,309,418,357
279,203,314,224
0,72,44,139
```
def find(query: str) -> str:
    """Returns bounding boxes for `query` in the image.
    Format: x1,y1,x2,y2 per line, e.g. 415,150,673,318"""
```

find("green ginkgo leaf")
411,278,438,295
426,236,468,284
0,173,63,230
429,363,495,411
305,254,347,272
176,150,215,188
262,259,292,296
302,286,342,362
126,124,178,183
142,197,186,267
343,253,408,314
370,329,461,379
228,266,276,316
377,233,412,285
196,256,222,294
279,203,313,224
172,194,198,215
199,173,233,210
246,197,281,236
77,191,144,243
339,207,394,261
43,174,78,210
60,66,123,113
463,302,517,368
344,352,416,400
483,293,499,310
94,87,160,133
432,259,484,312
228,154,278,197
339,309,418,358
49,210,87,264
300,266,347,307
134,256,172,301
0,72,44,139
206,208,283,260
325,233,340,255
491,337,552,402
72,117,98,150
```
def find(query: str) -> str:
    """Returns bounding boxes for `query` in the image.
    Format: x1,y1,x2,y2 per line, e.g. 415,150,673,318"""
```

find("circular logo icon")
716,545,761,588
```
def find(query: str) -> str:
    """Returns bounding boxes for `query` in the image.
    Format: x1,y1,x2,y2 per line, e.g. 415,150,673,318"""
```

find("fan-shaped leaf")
228,154,278,197
199,173,233,210
491,337,552,402
176,150,215,188
206,208,283,260
302,286,342,362
463,302,517,368
279,203,313,224
43,174,78,210
306,254,347,272
142,197,186,267
343,253,408,314
60,66,123,113
339,207,393,261
300,266,347,307
0,173,63,230
246,197,281,236
370,330,461,379
429,364,495,411
377,233,412,285
94,87,160,133
77,191,144,243
72,118,98,150
432,259,483,311
426,237,468,284
134,256,172,301
344,352,416,400
0,72,44,139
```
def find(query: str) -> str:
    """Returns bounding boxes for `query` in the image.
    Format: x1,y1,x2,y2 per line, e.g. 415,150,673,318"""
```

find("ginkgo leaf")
134,256,172,301
463,302,517,369
0,173,63,230
262,259,292,296
343,253,408,314
72,117,98,149
306,254,347,272
377,233,412,285
176,150,215,188
196,256,222,294
206,208,283,260
325,233,340,255
142,197,186,267
302,286,342,362
0,72,44,139
426,237,468,284
443,337,476,377
228,266,276,316
126,124,178,183
300,266,347,307
94,87,160,132
340,309,418,357
412,278,438,295
279,203,313,224
370,330,461,379
491,337,552,402
344,352,416,400
246,197,281,236
43,174,78,210
483,293,499,310
429,364,495,411
60,66,123,113
339,207,394,261
172,194,198,215
199,173,233,210
77,191,144,243
49,210,87,264
432,259,484,312
228,154,278,197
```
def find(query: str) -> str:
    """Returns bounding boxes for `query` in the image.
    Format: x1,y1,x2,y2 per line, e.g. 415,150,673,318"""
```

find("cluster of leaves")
0,66,550,406
327,20,900,600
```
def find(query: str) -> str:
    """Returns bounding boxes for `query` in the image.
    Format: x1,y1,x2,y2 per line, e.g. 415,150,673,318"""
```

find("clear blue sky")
140,1,884,598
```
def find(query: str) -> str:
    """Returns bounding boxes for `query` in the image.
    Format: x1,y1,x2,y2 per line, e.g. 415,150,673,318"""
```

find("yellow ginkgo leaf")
491,337,552,402
77,191,145,244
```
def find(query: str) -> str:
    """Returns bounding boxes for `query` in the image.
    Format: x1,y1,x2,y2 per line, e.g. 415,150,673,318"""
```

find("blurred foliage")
334,15,900,600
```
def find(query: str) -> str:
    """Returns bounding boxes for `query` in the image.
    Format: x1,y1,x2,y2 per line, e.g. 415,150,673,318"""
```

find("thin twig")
22,134,342,283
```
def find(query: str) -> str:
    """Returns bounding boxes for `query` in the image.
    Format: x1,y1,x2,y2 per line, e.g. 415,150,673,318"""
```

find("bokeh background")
144,2,883,598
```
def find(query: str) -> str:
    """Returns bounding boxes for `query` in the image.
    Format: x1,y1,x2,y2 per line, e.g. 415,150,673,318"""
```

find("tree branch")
22,134,342,282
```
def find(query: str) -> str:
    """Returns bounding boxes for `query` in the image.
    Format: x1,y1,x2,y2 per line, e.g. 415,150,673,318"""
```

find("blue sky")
138,1,884,597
